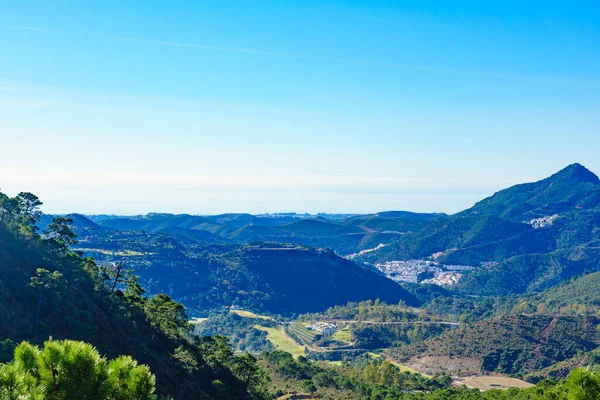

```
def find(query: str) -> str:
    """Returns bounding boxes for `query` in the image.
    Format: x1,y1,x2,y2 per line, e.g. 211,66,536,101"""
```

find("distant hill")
372,211,446,220
235,246,420,313
97,213,212,231
109,242,420,314
87,211,445,255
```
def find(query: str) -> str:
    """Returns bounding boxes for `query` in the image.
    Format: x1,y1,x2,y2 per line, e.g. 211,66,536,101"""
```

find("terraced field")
285,323,320,345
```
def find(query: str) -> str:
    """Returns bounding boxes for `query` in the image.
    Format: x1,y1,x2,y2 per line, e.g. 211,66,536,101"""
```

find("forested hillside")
0,191,267,399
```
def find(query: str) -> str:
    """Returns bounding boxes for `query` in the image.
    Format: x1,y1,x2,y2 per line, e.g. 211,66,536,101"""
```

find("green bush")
0,340,156,400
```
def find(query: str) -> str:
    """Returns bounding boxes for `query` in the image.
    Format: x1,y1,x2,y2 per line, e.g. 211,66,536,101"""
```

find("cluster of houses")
306,322,338,335
375,259,471,286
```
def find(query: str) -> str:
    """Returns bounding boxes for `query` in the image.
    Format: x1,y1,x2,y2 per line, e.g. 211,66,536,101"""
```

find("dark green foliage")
44,217,78,248
458,247,600,295
0,340,16,364
145,294,190,339
0,340,156,399
529,271,600,314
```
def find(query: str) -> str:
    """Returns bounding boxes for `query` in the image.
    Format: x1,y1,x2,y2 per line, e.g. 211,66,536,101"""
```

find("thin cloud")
10,25,599,87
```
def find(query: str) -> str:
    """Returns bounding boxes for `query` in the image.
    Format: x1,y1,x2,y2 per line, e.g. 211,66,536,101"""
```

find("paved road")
329,320,460,326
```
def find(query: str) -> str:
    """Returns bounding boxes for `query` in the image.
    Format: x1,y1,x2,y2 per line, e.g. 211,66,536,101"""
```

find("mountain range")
364,163,600,294
41,163,600,310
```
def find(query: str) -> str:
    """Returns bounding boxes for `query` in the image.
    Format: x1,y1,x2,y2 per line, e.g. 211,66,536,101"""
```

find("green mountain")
77,236,420,314
362,164,600,295
461,163,600,221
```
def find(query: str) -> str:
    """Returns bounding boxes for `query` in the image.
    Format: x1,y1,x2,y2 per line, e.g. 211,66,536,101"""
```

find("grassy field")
190,317,208,325
254,325,306,358
230,309,273,320
458,376,534,391
332,325,352,343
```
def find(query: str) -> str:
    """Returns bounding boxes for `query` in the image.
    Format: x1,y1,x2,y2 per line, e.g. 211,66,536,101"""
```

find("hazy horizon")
1,162,594,216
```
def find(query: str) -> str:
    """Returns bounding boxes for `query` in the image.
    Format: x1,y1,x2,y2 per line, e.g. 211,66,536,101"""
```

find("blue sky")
1,1,600,214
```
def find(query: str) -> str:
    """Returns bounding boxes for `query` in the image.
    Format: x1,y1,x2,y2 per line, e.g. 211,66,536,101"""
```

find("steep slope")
371,215,533,262
0,221,251,399
237,246,420,313
457,247,600,295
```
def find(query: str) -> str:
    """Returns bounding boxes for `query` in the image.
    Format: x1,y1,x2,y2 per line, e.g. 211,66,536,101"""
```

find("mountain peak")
550,163,599,184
